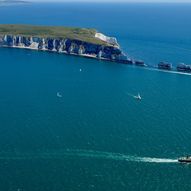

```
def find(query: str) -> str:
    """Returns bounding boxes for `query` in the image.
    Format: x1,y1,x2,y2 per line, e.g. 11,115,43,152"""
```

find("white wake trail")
0,149,178,163
62,149,178,164
126,93,138,99
145,67,191,76
136,157,178,163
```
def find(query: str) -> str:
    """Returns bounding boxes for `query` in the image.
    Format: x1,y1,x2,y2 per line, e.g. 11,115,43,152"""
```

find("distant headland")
0,0,28,5
0,24,131,64
1,24,191,75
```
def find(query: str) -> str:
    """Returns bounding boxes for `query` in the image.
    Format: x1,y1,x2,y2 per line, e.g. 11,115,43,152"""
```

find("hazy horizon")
1,0,191,3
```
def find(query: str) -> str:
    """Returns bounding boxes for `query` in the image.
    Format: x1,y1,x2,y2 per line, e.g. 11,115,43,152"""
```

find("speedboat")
134,93,142,100
178,156,191,163
57,92,62,98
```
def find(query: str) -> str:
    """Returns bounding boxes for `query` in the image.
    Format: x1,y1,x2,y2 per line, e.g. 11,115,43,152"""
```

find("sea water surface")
0,2,191,191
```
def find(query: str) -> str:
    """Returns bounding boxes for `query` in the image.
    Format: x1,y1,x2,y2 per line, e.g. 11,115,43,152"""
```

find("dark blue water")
0,3,191,191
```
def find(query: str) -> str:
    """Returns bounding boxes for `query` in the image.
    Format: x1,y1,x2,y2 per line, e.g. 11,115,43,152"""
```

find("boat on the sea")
57,92,62,98
134,93,142,100
134,60,147,67
158,61,172,70
177,63,191,73
178,156,191,163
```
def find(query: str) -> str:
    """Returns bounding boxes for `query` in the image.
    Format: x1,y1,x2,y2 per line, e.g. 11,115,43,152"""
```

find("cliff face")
0,34,128,62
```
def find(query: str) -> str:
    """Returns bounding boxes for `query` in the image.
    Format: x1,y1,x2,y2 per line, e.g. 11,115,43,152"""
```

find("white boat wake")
0,149,178,163
65,149,177,163
127,93,142,100
145,67,191,76
126,93,135,98
137,157,177,163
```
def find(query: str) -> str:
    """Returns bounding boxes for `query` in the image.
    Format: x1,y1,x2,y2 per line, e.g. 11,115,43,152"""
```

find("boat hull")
178,158,191,163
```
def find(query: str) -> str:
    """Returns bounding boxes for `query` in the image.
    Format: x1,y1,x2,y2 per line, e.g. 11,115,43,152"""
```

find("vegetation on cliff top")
0,24,107,45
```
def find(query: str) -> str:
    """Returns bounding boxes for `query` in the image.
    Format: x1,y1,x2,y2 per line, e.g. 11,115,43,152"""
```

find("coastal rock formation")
95,32,119,47
0,34,128,63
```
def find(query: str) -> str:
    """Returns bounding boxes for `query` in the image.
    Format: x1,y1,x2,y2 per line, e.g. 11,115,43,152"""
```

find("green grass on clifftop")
0,24,107,45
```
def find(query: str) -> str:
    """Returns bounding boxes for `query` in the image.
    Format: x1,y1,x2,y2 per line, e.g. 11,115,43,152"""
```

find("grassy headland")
0,24,107,45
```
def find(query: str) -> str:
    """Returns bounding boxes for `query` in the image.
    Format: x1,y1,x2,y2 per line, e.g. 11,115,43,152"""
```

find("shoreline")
0,45,110,61
1,46,191,77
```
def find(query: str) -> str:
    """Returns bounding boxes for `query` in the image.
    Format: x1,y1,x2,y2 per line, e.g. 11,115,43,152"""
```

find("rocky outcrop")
0,34,129,63
95,33,119,47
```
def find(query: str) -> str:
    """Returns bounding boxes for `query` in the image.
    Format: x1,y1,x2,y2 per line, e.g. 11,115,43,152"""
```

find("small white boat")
134,93,141,100
57,92,62,98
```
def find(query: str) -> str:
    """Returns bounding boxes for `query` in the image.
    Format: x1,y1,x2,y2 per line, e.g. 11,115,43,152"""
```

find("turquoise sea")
0,2,191,191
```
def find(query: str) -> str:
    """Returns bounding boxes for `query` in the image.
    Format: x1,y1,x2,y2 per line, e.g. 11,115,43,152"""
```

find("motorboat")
178,156,191,163
134,93,142,100
57,92,62,98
